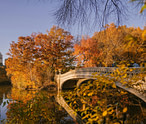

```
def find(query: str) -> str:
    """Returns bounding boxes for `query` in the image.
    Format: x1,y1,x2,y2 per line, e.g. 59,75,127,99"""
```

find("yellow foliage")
102,110,107,117
88,92,93,96
123,74,127,78
10,88,37,103
112,83,117,88
123,107,128,113
82,114,90,120
142,30,146,41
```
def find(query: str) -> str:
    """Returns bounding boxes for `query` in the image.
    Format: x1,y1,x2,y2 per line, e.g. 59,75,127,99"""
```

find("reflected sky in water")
0,94,10,121
0,85,11,122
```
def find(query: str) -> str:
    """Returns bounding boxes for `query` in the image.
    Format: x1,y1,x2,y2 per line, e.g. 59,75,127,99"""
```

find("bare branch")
37,0,145,29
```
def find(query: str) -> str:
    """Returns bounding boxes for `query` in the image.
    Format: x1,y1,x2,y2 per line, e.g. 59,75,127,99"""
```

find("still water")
0,85,75,124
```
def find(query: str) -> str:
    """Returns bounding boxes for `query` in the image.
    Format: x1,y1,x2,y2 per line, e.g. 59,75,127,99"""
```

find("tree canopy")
74,24,145,67
6,26,74,89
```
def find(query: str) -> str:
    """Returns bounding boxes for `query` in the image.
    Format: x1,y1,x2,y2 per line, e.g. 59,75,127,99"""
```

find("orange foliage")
9,88,37,103
74,37,101,67
74,24,145,67
6,26,74,89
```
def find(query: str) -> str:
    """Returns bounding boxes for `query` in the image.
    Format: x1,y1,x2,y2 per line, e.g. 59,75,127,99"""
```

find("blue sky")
0,0,145,64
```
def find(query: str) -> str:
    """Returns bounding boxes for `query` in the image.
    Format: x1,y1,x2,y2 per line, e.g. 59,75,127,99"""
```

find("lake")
0,85,75,124
1,84,146,124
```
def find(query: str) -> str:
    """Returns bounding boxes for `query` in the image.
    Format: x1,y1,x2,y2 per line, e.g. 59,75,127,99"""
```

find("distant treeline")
0,66,10,85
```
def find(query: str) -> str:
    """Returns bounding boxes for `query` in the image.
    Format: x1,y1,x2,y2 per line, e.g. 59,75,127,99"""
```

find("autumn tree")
74,36,101,67
35,26,74,73
6,36,37,89
6,26,74,89
92,23,128,66
74,24,145,67
122,26,145,64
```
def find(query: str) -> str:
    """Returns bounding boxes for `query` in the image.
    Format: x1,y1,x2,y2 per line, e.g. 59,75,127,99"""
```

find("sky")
0,0,145,64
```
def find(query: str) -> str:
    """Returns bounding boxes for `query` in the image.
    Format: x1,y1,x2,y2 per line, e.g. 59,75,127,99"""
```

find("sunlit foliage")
74,24,145,67
62,65,146,123
74,36,101,67
6,26,74,89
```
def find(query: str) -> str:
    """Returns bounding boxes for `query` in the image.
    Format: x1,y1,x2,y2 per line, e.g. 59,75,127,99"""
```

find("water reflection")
0,85,11,122
0,94,10,121
0,85,11,104
0,86,75,124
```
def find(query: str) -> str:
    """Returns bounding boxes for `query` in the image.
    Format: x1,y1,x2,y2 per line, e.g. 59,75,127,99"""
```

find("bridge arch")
62,79,78,90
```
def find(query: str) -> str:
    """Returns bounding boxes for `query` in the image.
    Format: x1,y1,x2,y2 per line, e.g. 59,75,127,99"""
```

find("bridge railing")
75,67,144,73
55,67,145,78
55,67,145,88
75,67,116,73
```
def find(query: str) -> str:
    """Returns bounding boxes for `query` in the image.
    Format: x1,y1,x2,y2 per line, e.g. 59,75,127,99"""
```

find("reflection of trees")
6,89,70,123
8,88,37,103
0,85,11,105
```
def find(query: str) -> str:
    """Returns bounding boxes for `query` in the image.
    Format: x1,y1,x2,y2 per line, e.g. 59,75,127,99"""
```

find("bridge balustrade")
55,67,144,80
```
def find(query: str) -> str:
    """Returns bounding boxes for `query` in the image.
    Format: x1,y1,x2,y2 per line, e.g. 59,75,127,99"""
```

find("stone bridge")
55,67,146,102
